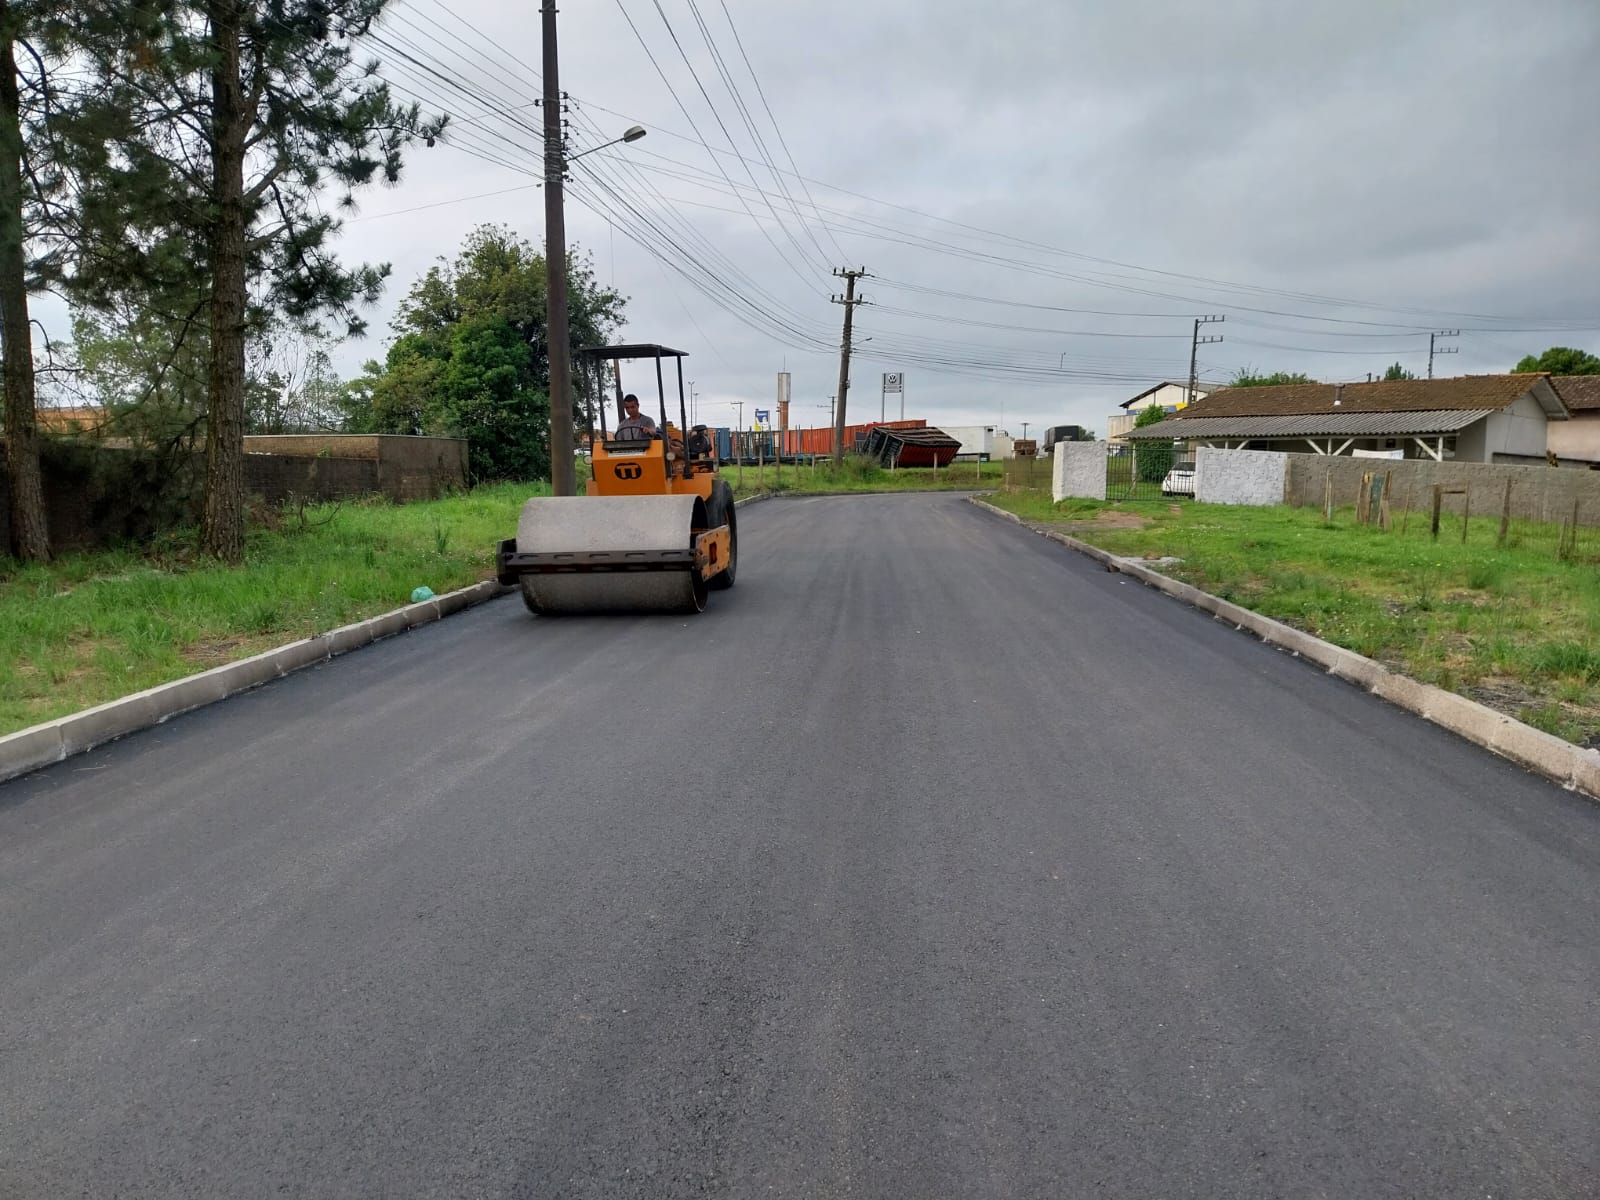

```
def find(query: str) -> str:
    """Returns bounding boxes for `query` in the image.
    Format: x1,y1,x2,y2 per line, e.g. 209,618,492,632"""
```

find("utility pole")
1188,315,1224,406
832,267,869,466
1428,330,1459,379
541,0,575,496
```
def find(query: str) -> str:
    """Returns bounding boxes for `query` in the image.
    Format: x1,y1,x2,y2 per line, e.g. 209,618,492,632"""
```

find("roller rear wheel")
708,481,737,590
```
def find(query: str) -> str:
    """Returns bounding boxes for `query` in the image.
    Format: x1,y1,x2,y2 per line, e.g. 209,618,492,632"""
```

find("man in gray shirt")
614,394,659,442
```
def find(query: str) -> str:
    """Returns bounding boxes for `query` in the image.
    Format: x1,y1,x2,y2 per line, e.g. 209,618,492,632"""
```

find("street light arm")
566,125,647,164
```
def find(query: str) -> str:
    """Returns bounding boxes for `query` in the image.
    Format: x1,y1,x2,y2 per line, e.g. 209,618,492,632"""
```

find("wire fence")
1001,456,1051,490
1299,469,1600,562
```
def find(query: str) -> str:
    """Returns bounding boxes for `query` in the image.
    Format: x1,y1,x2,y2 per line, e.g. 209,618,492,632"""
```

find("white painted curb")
0,578,513,785
0,493,772,785
969,496,1600,803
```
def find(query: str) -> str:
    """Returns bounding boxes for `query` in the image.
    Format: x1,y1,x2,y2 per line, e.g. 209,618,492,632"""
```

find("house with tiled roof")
1106,381,1209,445
1125,374,1567,464
1546,376,1600,468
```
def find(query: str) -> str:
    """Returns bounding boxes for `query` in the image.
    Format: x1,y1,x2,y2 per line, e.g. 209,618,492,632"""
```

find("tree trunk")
200,0,247,563
0,12,49,562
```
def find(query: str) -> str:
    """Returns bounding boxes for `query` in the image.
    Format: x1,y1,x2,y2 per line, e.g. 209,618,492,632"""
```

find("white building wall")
1483,393,1556,462
1547,412,1600,465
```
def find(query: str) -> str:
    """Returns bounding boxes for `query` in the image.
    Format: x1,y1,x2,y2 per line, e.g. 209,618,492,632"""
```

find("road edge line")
967,496,1600,803
1,493,774,786
0,578,514,786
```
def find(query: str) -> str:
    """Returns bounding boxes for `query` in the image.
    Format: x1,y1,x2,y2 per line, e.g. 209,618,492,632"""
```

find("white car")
1161,460,1196,497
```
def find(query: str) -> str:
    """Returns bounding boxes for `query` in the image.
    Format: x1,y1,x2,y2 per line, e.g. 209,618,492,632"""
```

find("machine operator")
613,394,659,442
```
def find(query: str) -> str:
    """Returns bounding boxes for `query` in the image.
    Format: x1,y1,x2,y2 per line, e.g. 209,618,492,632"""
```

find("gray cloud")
34,0,1600,440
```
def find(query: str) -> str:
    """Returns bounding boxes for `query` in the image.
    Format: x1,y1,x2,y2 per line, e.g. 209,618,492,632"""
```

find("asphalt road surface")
3,493,1597,1198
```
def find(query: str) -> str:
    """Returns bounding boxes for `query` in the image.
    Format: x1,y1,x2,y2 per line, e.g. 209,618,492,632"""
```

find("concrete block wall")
1196,447,1288,506
1053,441,1107,501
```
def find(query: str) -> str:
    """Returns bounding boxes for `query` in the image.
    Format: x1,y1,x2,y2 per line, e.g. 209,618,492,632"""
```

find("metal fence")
1107,444,1180,501
1001,456,1051,490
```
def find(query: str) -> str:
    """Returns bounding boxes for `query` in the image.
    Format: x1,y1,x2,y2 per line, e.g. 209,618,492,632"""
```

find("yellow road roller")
495,343,737,615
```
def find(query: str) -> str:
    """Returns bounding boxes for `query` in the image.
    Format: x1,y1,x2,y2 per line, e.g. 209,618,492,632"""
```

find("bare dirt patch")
180,637,251,667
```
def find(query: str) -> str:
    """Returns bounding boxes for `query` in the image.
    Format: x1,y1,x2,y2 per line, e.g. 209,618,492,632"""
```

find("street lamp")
1058,352,1070,370
566,124,647,164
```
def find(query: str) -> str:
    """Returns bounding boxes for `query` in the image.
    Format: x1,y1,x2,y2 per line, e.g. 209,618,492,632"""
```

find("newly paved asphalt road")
3,493,1597,1197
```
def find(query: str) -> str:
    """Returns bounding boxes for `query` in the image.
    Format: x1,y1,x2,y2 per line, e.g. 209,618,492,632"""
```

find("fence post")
1323,469,1333,523
1498,478,1512,547
1379,471,1392,531
1356,471,1372,524
1431,484,1443,540
1461,486,1471,545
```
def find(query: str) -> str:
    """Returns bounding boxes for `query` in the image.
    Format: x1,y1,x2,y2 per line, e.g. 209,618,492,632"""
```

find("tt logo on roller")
613,463,643,480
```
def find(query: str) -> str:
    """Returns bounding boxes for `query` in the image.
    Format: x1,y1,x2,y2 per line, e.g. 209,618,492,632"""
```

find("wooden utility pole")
831,267,868,467
542,0,575,496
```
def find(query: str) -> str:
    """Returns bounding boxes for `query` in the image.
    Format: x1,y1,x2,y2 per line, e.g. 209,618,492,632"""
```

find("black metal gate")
1106,443,1177,501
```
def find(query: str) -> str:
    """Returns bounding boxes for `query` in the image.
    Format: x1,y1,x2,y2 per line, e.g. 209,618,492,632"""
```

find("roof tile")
1550,375,1600,412
1180,374,1547,418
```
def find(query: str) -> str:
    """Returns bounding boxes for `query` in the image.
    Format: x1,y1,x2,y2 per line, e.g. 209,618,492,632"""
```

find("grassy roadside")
1,483,537,736
984,490,1600,747
3,461,985,736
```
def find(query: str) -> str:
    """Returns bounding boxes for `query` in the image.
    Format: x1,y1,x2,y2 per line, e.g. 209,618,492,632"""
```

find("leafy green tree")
1231,368,1316,387
1131,403,1174,481
60,0,443,562
1512,347,1600,376
1383,362,1416,381
351,225,624,481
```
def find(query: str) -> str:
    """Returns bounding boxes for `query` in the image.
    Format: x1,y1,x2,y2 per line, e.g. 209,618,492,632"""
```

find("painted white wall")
1053,441,1107,501
1195,447,1288,506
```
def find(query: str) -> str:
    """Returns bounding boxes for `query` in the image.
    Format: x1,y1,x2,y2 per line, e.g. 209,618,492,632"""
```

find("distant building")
1125,375,1567,464
1106,382,1207,445
34,407,107,434
1546,376,1600,467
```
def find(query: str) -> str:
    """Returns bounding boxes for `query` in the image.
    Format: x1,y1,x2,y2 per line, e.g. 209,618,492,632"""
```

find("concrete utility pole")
541,0,575,496
1189,315,1224,406
831,267,869,466
1428,330,1459,380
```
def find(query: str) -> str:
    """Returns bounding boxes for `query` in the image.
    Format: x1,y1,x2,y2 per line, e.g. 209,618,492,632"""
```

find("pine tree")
0,0,67,561
62,0,443,562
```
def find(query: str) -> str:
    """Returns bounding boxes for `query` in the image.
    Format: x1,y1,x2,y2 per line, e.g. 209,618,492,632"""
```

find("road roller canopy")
579,343,688,361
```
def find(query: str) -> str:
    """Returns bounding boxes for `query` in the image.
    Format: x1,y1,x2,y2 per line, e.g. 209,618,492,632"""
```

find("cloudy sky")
57,0,1600,439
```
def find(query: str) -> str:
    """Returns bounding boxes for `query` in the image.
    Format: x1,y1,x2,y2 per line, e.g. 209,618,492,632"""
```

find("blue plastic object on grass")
410,586,435,603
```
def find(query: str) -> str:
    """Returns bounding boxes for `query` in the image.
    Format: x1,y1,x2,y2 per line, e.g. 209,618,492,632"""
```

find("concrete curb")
968,496,1600,803
0,492,774,786
0,578,514,786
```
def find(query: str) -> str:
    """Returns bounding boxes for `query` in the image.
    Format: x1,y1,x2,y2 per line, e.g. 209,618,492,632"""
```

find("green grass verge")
984,490,1600,747
722,455,1003,496
0,482,539,736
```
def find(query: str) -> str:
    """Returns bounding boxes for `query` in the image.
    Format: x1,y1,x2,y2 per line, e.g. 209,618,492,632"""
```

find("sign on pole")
883,372,903,393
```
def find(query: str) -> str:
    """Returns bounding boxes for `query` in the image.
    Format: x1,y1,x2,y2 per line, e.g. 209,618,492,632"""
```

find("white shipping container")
941,425,996,459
